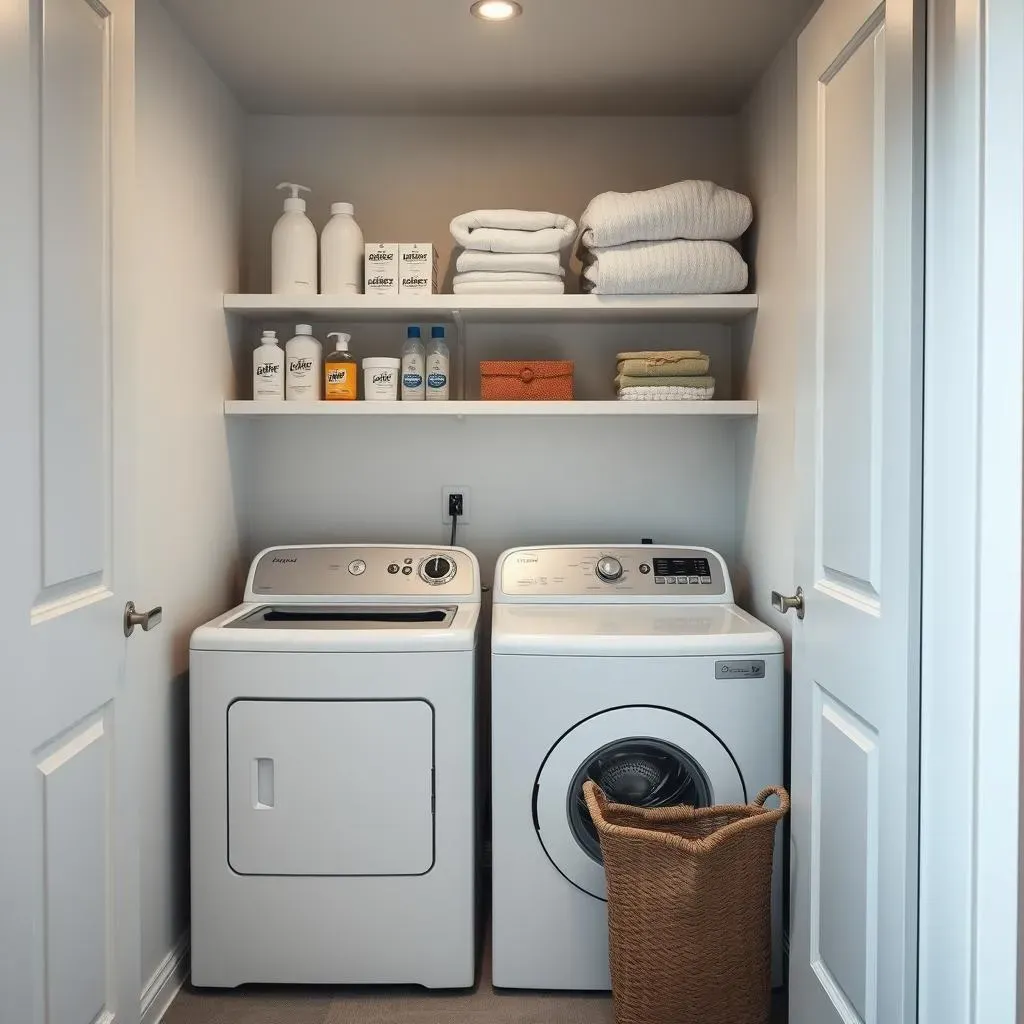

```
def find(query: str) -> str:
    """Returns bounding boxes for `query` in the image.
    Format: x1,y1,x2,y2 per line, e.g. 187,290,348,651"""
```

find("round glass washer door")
534,706,745,900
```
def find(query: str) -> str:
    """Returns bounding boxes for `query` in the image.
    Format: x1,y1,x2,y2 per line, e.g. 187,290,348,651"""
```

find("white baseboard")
141,931,190,1024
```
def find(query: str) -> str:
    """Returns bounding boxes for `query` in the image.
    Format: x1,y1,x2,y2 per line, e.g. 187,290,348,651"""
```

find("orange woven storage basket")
583,780,789,1024
480,360,574,400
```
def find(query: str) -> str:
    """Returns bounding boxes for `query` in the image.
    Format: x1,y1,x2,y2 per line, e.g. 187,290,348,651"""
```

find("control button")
387,563,400,575
401,565,413,575
666,577,677,584
655,577,666,585
348,559,366,576
676,576,689,585
420,554,456,585
700,576,713,585
688,576,701,585
639,563,651,575
404,558,413,565
596,556,624,583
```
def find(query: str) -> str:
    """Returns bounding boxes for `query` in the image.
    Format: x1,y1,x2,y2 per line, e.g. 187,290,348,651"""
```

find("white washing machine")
490,545,784,991
189,544,481,989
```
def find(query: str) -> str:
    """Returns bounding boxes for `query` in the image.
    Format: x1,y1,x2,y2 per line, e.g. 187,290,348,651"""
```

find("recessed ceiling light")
470,1,523,21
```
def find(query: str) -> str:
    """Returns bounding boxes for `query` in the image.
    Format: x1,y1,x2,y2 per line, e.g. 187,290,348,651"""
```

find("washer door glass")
535,706,745,900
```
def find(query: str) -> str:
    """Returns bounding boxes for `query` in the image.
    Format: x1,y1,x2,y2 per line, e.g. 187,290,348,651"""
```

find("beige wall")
242,114,743,292
134,0,244,988
733,34,801,644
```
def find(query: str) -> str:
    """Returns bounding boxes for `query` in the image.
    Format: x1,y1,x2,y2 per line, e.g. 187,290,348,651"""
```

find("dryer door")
535,706,744,899
227,699,434,876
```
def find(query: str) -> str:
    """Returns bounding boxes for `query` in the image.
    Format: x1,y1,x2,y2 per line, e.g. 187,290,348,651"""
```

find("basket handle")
754,786,790,815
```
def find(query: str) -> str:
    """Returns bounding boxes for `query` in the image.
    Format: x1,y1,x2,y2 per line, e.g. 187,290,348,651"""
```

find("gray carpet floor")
163,942,787,1023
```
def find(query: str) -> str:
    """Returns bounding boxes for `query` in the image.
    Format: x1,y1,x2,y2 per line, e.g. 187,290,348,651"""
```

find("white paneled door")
0,1,141,1024
787,1,924,1023
782,0,929,1019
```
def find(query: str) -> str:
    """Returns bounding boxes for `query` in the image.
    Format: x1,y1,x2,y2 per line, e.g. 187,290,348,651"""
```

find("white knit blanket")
582,240,748,295
452,278,565,295
453,271,564,285
455,250,565,276
617,383,716,401
579,180,752,248
450,209,577,253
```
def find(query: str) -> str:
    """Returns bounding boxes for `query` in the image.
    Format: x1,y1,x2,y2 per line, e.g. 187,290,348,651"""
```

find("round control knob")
596,556,624,583
348,559,366,576
420,554,456,585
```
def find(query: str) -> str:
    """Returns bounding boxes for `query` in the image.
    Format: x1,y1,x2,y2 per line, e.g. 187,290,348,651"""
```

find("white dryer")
490,545,784,991
189,545,481,989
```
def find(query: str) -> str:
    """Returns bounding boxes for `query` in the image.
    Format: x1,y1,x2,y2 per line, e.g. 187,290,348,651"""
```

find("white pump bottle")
271,183,317,295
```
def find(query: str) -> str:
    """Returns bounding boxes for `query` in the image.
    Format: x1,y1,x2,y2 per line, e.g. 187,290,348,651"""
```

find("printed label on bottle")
254,360,282,398
403,373,423,388
287,356,317,398
427,372,447,389
256,362,279,378
325,363,356,400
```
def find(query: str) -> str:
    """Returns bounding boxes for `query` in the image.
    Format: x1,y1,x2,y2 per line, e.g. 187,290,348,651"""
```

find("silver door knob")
771,587,805,620
124,601,163,637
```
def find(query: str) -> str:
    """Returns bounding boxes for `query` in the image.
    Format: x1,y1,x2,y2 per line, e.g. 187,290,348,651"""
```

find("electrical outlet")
442,486,471,526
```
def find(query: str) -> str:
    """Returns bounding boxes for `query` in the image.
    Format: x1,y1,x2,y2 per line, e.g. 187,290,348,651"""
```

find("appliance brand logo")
271,556,297,564
515,555,539,564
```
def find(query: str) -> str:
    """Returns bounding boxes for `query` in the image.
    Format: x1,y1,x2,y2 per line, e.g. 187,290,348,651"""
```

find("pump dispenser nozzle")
327,331,351,353
276,182,311,212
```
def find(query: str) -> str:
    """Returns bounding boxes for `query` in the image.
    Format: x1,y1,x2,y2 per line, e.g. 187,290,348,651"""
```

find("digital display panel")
652,558,711,578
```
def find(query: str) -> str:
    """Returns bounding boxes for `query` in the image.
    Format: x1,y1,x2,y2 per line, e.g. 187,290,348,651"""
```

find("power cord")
450,509,459,547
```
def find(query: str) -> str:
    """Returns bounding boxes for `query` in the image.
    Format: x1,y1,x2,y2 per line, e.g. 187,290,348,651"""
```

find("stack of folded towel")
577,180,752,295
450,210,576,294
615,350,715,402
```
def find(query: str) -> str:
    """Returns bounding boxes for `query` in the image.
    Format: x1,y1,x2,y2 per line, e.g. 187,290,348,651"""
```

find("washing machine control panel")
497,546,731,601
246,546,478,601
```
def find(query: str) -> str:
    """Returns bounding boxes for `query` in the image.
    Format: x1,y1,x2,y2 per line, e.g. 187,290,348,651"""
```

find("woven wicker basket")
583,780,789,1024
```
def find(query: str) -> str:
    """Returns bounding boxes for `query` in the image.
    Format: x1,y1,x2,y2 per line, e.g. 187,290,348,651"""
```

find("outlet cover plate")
442,486,471,526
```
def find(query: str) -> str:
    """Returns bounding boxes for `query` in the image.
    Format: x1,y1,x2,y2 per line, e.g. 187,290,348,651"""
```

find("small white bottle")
285,324,322,401
253,330,284,401
271,183,317,294
401,325,425,401
320,202,364,294
425,325,450,401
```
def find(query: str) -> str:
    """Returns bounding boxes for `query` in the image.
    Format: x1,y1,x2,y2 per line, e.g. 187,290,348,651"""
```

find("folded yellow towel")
616,373,716,390
617,356,709,377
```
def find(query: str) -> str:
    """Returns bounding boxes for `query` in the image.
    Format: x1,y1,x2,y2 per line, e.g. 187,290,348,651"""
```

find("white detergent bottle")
425,325,450,401
252,330,284,400
271,183,317,294
320,202,364,294
285,323,322,401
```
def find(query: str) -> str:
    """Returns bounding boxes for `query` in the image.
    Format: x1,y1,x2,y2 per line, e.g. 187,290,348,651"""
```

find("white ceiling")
159,0,817,116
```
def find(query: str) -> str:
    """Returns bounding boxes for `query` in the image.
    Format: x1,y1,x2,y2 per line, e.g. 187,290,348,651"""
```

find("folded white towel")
579,180,752,248
617,383,716,401
581,240,748,295
452,278,566,295
455,250,565,276
453,271,564,286
451,209,577,253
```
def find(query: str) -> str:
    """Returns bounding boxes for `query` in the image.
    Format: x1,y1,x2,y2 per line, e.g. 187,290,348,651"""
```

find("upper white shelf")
224,400,758,418
223,293,758,324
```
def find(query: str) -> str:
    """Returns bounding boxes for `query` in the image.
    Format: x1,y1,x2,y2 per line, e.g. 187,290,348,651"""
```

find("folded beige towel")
617,349,703,361
617,355,710,377
616,374,716,390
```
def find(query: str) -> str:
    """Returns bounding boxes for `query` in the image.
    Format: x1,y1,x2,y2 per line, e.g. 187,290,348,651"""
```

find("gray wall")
134,0,244,988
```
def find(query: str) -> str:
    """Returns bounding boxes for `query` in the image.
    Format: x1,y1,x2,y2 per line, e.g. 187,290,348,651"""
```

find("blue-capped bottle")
401,325,425,401
425,325,450,401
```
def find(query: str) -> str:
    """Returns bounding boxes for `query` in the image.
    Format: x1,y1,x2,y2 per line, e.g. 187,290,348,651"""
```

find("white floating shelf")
224,400,758,418
223,293,758,323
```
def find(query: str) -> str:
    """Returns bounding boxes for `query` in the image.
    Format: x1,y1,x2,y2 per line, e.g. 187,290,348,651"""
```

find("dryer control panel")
244,545,479,603
495,546,732,603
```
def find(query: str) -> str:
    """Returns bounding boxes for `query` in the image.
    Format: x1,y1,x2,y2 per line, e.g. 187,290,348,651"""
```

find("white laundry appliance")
189,544,481,989
490,545,784,991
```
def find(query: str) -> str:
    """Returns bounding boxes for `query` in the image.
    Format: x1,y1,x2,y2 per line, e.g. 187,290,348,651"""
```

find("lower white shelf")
224,400,758,418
